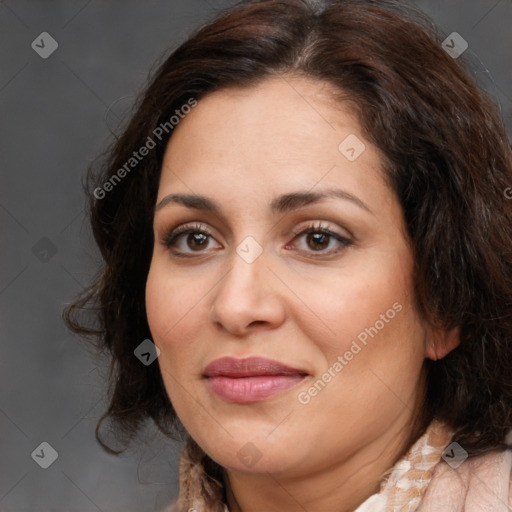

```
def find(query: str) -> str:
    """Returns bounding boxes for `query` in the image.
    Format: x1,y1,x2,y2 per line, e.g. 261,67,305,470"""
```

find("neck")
223,402,427,512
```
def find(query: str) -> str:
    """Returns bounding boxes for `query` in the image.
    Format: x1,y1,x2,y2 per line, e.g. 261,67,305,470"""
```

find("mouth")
202,356,309,403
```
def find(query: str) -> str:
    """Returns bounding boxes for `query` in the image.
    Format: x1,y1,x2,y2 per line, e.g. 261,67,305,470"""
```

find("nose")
209,247,286,336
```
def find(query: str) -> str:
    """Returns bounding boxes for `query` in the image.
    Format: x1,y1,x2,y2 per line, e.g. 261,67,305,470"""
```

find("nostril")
248,320,266,327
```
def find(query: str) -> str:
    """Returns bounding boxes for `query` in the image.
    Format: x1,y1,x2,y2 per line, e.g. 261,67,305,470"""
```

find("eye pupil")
188,233,208,250
307,232,329,250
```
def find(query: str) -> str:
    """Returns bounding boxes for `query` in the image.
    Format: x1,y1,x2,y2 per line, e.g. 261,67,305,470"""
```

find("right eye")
162,223,222,257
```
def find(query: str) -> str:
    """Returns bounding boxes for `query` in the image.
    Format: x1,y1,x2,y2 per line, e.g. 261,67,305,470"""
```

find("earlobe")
426,326,460,361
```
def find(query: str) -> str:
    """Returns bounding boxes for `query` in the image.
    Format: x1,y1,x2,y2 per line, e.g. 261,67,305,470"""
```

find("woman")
65,0,512,510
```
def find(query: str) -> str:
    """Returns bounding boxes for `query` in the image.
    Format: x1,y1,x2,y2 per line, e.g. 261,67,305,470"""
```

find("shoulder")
162,500,230,512
163,502,178,512
418,448,512,511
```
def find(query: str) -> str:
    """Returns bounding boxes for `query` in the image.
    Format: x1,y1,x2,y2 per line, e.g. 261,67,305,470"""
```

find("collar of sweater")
169,421,512,512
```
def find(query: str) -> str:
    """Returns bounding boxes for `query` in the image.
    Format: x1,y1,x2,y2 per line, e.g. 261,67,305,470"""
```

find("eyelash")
161,222,353,258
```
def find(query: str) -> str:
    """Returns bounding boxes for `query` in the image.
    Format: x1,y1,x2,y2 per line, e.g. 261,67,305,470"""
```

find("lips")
203,356,307,378
203,357,308,403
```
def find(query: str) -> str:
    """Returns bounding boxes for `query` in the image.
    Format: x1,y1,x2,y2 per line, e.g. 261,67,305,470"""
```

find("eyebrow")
155,188,372,215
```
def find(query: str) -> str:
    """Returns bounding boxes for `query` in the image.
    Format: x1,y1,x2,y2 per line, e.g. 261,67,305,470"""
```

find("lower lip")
206,374,306,403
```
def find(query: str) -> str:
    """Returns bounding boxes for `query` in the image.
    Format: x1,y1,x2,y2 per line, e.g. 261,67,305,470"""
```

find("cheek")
299,252,414,357
297,245,426,414
145,267,209,415
314,293,425,412
145,266,206,361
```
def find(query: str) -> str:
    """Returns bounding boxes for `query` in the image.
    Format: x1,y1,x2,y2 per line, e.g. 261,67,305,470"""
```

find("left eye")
288,225,352,256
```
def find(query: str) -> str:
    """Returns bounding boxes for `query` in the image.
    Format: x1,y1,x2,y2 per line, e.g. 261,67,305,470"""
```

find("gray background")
1,1,511,511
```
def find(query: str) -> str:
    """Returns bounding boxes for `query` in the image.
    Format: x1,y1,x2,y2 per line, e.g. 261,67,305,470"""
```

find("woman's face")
146,76,432,477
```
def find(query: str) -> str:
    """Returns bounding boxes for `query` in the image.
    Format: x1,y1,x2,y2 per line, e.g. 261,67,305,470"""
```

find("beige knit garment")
168,420,512,512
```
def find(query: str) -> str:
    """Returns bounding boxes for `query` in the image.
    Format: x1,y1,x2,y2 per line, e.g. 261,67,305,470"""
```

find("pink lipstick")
203,356,308,403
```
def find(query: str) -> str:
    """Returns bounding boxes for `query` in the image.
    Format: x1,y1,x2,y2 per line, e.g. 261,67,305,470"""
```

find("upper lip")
203,357,308,378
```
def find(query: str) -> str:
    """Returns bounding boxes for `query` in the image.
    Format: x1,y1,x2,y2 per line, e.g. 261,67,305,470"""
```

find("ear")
425,325,460,361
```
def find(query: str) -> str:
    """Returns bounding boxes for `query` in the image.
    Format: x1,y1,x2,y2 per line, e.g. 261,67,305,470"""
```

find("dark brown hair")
64,0,512,457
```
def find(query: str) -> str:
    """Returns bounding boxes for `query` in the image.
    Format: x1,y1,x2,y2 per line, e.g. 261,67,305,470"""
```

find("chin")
196,433,304,476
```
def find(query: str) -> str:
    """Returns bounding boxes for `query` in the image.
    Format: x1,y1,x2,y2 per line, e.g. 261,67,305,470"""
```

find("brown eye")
289,223,353,257
185,232,209,251
305,232,330,251
162,223,221,256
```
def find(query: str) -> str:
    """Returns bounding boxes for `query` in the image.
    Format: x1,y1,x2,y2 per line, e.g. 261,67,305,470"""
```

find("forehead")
157,75,391,214
165,76,358,158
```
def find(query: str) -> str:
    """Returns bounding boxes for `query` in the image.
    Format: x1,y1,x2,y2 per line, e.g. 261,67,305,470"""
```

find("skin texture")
145,75,459,512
